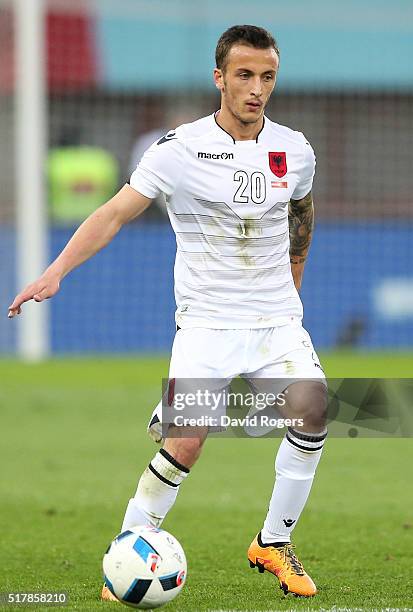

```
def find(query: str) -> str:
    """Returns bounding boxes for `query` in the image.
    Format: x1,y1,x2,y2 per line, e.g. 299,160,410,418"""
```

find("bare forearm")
47,184,150,281
8,184,151,318
288,191,314,290
49,202,121,280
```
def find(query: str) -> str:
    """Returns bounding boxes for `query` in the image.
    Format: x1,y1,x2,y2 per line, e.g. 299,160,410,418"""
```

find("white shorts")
148,322,326,442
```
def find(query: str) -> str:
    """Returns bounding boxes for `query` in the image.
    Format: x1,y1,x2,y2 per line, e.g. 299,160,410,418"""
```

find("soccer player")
9,25,327,600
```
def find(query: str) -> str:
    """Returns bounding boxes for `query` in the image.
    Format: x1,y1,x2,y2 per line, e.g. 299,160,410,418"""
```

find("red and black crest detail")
269,152,287,178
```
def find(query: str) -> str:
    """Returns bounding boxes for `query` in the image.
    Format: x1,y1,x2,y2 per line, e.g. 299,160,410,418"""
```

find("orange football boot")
101,583,119,602
248,533,317,597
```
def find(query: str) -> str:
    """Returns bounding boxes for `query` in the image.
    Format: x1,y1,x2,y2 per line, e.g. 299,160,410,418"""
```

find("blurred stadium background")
0,0,412,357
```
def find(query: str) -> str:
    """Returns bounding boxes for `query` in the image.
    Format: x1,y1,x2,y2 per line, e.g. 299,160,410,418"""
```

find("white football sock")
121,449,189,531
261,427,327,544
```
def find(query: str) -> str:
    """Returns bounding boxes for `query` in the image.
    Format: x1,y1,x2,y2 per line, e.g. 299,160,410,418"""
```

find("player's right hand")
8,273,61,318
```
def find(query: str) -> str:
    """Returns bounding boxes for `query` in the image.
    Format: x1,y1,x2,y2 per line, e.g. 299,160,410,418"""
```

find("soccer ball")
103,525,187,609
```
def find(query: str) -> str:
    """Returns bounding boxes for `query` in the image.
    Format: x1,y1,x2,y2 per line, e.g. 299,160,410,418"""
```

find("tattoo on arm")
288,191,314,264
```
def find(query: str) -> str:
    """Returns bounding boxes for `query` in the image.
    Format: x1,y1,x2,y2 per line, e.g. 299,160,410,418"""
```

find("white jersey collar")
213,111,267,145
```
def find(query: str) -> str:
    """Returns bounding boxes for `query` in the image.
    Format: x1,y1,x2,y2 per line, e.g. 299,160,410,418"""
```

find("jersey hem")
175,314,303,330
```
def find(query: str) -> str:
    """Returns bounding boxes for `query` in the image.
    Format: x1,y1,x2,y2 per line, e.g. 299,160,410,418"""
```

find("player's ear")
213,68,224,92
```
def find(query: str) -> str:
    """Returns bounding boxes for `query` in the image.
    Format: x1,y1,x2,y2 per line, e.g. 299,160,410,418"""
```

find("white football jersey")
130,113,315,329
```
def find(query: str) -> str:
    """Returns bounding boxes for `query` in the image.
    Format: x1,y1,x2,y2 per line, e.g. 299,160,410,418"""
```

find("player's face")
214,44,279,125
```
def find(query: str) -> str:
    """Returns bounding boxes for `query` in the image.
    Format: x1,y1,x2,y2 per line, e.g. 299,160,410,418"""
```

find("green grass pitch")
0,353,412,611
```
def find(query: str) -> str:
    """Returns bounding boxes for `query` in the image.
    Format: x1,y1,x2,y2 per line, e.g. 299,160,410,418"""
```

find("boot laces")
278,544,305,575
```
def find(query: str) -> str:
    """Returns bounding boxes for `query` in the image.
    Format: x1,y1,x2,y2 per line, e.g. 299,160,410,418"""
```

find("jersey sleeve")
129,129,186,199
291,136,316,200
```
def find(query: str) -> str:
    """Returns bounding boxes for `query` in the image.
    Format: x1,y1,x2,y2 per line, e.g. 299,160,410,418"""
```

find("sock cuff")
159,448,190,473
258,531,290,547
149,450,190,488
286,427,327,452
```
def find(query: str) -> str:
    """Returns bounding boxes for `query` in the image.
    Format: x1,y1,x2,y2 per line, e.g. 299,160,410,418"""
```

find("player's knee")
285,381,327,430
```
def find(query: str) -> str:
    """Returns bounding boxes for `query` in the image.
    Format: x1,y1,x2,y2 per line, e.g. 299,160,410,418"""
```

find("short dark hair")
215,25,279,71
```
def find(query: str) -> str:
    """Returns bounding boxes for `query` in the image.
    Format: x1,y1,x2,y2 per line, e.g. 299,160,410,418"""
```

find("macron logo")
157,132,177,145
198,151,234,160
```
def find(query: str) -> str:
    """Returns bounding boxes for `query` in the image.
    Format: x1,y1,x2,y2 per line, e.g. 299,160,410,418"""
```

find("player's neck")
216,108,264,141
